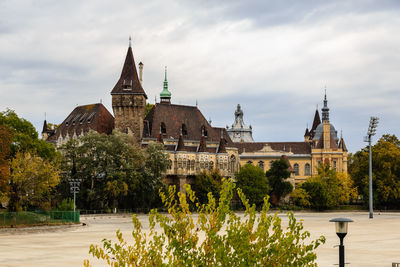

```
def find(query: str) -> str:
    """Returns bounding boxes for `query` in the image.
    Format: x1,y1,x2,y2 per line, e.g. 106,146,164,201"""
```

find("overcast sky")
1,0,399,152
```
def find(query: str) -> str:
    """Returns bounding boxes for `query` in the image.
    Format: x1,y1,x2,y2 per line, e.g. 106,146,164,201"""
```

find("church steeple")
321,90,329,122
160,66,171,104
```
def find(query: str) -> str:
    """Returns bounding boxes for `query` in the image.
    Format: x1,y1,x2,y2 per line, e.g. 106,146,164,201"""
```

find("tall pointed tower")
111,39,147,140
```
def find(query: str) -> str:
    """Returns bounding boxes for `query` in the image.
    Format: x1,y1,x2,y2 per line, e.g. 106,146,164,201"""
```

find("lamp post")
69,178,82,221
330,217,353,267
364,116,379,219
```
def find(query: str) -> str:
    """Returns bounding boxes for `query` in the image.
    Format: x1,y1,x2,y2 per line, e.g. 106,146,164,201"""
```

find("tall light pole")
69,178,82,221
364,116,379,219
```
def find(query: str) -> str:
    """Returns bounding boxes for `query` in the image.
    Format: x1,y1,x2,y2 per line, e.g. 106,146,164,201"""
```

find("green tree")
192,170,223,204
349,134,400,208
61,131,169,210
8,152,60,211
85,179,325,266
266,158,293,204
235,164,270,207
0,109,59,161
145,103,154,116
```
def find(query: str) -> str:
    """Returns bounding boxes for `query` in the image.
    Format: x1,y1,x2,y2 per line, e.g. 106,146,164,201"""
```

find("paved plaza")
0,212,399,266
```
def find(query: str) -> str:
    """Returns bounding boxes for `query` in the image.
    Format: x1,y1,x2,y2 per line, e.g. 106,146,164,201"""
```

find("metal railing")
0,211,80,227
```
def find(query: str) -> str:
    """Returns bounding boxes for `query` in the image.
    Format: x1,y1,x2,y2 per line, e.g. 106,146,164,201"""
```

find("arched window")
205,161,209,169
209,161,214,170
230,155,236,173
304,163,311,175
160,122,167,135
258,161,264,170
294,163,299,176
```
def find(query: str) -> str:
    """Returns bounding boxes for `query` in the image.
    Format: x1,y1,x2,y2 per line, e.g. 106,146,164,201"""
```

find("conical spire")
160,66,172,103
304,127,310,137
310,109,321,136
111,41,147,98
217,130,226,153
42,120,48,134
321,90,329,122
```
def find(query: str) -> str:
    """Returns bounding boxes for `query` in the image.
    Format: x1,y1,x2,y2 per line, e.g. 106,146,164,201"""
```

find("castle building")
44,43,240,192
43,41,348,188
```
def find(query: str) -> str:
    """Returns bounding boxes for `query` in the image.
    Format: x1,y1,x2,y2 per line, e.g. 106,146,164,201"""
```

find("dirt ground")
0,212,399,266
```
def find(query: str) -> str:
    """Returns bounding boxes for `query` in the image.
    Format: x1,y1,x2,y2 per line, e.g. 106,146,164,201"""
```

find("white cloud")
0,0,399,152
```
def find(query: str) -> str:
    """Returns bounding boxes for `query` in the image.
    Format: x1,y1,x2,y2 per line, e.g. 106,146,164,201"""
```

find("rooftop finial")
129,36,132,48
321,88,330,121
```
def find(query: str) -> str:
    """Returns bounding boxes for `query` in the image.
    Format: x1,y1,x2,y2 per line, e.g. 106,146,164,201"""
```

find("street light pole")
69,179,82,222
364,116,379,219
330,217,353,267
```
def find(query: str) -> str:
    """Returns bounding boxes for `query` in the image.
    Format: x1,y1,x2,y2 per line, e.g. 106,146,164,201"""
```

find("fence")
0,211,80,227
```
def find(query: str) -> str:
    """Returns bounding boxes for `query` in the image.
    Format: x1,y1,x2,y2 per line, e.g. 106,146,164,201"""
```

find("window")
178,158,182,169
160,122,167,135
87,112,96,124
333,161,337,170
167,160,172,170
182,124,187,136
230,155,236,173
247,161,253,165
72,114,81,125
79,113,88,124
258,161,264,170
183,159,187,169
305,163,311,176
191,160,195,170
201,125,208,137
209,161,214,170
294,163,299,176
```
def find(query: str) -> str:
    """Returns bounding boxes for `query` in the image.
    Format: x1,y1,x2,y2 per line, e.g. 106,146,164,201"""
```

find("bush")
57,198,74,211
84,179,325,266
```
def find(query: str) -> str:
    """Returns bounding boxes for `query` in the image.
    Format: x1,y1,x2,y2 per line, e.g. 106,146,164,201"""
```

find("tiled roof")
110,47,147,98
143,103,232,143
51,103,114,140
232,142,312,154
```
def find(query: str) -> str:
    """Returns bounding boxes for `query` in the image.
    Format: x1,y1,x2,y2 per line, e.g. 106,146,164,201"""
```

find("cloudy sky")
1,0,399,152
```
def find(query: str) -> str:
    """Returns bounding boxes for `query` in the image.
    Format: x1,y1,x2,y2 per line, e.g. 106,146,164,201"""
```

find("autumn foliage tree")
349,134,400,208
0,125,12,205
85,179,325,266
8,152,60,211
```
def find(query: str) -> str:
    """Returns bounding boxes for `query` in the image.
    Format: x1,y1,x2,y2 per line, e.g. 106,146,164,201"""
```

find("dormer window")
72,114,81,126
123,79,132,90
160,122,167,135
201,125,208,137
79,113,88,124
181,124,187,136
87,112,96,124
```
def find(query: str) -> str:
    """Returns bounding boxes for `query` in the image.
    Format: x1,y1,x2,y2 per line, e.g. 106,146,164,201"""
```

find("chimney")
139,62,143,85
